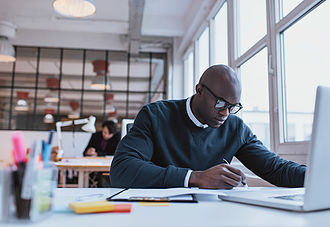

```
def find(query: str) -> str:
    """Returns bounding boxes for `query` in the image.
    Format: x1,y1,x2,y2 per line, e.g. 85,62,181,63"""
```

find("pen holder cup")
12,166,31,219
11,164,58,222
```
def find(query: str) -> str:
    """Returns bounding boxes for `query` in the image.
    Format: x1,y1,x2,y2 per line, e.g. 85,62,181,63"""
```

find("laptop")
218,86,330,212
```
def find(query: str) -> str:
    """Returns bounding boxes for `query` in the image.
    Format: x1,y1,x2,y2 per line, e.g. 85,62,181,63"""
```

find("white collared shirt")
184,96,208,187
186,96,208,128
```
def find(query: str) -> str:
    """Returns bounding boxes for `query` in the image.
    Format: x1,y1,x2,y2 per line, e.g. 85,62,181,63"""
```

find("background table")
54,157,112,188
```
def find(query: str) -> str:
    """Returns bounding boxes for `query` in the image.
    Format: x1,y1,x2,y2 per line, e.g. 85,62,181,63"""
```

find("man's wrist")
188,171,201,187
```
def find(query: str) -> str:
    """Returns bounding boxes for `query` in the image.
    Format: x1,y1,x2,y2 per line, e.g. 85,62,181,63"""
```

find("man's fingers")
220,175,240,188
223,164,246,181
219,165,241,182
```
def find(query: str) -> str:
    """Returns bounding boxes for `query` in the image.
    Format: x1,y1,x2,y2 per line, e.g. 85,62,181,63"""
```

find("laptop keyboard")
272,194,304,202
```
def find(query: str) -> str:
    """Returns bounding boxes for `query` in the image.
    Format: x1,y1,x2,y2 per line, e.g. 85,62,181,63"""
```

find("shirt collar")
186,96,208,128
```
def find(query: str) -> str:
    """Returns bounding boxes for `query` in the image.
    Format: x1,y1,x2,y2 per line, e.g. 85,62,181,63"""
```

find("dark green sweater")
110,99,306,188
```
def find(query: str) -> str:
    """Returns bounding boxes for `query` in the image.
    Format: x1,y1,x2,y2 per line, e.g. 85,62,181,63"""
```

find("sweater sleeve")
235,123,306,187
110,105,189,188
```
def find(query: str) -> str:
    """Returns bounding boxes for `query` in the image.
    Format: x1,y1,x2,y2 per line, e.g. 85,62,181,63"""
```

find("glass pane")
198,27,209,80
58,91,82,120
14,47,38,88
0,61,13,88
12,88,36,130
184,51,194,97
111,92,127,119
280,0,303,19
129,53,150,93
39,48,61,89
84,50,107,91
61,49,83,90
128,93,145,118
214,2,228,65
149,55,165,101
150,78,164,103
108,51,128,92
239,48,270,149
238,0,267,55
0,88,11,129
82,91,105,127
36,88,57,130
281,1,330,142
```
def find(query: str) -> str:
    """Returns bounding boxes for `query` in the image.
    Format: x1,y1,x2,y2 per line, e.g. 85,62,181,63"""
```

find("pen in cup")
222,158,248,187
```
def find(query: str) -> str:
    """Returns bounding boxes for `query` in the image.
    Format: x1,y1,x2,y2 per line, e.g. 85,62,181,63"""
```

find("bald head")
191,65,242,128
198,65,241,104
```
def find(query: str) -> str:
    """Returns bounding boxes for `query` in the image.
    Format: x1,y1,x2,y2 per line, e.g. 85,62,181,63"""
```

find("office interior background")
0,0,329,165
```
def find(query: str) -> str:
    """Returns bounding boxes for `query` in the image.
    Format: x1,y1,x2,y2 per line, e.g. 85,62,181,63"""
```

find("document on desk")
107,188,228,203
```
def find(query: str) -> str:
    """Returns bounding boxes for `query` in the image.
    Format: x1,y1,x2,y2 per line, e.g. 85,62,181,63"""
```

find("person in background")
83,120,121,187
84,120,121,157
110,64,306,189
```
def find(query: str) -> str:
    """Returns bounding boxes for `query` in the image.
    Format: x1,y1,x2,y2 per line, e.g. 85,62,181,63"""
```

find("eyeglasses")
201,84,243,114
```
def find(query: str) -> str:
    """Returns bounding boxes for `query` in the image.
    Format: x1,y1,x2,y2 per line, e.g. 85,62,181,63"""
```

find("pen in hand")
223,158,248,187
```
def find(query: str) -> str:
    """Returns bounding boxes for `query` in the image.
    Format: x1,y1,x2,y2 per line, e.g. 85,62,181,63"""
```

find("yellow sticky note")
69,201,115,214
138,202,169,206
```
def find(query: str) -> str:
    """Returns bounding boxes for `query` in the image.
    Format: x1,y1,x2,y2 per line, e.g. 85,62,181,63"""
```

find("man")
110,65,306,189
84,120,121,157
84,120,120,187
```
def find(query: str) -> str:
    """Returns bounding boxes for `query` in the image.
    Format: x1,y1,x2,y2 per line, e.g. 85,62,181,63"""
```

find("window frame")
181,0,325,163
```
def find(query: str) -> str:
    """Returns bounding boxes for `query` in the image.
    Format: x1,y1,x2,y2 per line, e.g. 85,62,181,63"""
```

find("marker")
11,131,26,164
48,130,54,145
223,158,248,187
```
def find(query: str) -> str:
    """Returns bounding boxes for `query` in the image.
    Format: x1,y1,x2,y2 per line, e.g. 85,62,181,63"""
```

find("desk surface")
2,187,330,227
54,157,112,168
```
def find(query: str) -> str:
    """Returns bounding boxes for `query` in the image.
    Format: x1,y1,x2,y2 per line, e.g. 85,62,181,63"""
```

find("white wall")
0,130,92,165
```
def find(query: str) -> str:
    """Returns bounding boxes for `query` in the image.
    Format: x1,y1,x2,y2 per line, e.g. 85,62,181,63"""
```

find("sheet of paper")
111,188,227,200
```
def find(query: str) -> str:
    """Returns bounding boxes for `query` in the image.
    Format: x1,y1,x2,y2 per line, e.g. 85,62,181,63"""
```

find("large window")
197,27,210,80
239,48,270,148
181,0,328,162
0,47,167,131
280,0,330,142
214,2,228,65
184,51,194,97
238,0,267,55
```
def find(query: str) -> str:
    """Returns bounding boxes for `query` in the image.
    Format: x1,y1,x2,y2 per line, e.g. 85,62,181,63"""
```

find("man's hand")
188,164,246,189
86,147,97,157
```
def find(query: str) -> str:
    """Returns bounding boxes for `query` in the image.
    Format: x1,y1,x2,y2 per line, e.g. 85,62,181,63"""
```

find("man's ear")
195,84,202,96
195,84,202,95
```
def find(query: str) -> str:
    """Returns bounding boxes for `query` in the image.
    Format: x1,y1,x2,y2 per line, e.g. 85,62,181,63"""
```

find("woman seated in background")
83,120,121,187
84,120,121,157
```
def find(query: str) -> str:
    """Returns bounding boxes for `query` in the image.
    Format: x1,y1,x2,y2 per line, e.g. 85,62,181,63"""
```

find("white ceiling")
0,0,206,51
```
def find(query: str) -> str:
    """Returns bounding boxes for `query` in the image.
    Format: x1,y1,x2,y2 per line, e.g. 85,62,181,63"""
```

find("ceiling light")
91,60,110,90
91,76,110,90
0,21,16,62
45,77,60,102
15,91,29,112
53,0,96,18
44,90,59,103
44,108,55,123
68,101,80,119
15,99,29,112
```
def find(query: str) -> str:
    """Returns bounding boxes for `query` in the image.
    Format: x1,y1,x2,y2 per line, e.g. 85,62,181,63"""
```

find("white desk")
2,187,330,227
54,157,112,188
